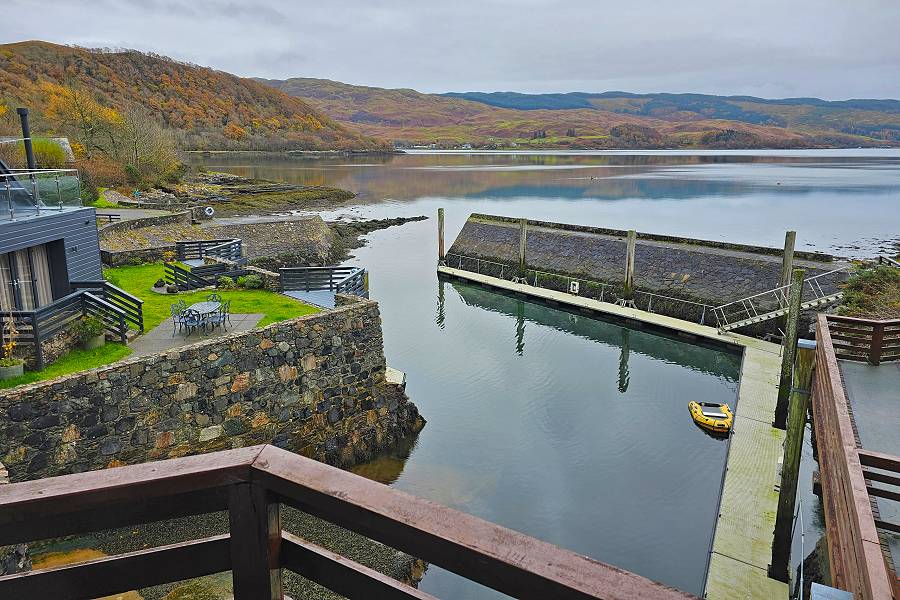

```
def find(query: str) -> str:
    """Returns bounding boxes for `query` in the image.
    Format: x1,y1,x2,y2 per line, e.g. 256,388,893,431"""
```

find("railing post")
869,322,884,365
780,230,796,288
623,230,636,302
518,218,528,278
774,268,804,429
770,338,815,581
228,482,283,599
31,315,44,371
438,207,445,263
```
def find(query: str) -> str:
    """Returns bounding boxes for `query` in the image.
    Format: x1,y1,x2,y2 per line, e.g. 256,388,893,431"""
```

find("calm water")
189,150,900,596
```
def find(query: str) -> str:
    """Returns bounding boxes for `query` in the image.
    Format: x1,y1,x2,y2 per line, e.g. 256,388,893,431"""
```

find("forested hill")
0,41,387,151
262,78,900,149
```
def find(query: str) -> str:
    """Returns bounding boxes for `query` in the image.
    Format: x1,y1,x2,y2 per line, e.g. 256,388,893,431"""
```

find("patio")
129,312,264,357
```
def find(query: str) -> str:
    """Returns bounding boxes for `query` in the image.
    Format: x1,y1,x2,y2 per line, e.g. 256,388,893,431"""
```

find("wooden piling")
780,231,796,288
518,218,528,277
770,339,815,580
774,268,804,429
438,208,445,262
624,230,636,300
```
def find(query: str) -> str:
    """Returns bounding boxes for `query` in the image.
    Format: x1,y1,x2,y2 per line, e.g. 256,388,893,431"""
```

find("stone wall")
101,245,176,266
0,295,424,483
98,210,192,238
447,213,850,332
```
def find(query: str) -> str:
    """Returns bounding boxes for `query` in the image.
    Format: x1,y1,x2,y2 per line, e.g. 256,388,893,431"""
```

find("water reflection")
618,328,631,394
189,150,900,257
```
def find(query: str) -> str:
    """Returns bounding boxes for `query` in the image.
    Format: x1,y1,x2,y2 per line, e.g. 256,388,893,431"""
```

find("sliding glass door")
0,245,54,311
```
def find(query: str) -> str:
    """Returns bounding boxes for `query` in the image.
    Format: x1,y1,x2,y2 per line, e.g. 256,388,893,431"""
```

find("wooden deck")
437,266,789,599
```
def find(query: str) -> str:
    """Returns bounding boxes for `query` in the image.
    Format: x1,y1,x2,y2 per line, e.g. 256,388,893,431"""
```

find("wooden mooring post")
774,267,804,429
770,337,816,581
437,207,445,262
518,218,528,278
623,230,636,302
780,230,796,288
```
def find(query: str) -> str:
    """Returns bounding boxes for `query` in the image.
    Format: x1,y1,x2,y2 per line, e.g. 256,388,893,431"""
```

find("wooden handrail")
812,314,898,600
0,445,694,600
826,314,900,365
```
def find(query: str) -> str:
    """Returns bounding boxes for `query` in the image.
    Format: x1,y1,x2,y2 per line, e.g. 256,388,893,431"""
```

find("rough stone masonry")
0,295,424,483
446,213,851,333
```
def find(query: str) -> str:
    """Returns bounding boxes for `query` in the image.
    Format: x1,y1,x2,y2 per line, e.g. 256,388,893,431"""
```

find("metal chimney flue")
16,107,36,170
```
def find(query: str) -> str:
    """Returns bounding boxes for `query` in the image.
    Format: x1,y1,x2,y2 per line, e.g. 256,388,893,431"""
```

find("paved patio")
129,313,264,357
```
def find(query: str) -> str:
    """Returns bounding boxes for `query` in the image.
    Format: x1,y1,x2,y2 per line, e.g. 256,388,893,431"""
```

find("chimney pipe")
16,107,36,170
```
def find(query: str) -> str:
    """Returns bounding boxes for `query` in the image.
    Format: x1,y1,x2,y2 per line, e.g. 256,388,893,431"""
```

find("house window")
0,244,54,311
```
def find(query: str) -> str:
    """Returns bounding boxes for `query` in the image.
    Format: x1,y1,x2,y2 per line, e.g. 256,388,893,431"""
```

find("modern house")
0,158,142,368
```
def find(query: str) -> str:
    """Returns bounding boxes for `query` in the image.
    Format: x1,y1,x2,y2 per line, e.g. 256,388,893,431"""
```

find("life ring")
688,401,733,435
204,206,215,217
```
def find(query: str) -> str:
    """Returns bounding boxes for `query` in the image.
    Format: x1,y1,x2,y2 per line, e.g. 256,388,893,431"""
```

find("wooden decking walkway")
438,265,789,599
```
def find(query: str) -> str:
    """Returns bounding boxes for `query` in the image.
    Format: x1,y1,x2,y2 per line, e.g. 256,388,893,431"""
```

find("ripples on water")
187,150,900,597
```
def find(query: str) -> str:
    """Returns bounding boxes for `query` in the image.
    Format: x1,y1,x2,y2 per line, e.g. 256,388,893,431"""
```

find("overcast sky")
5,0,900,99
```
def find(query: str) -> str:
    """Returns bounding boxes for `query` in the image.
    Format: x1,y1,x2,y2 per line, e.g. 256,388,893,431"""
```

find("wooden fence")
825,314,900,365
280,266,368,298
812,314,898,599
0,445,694,600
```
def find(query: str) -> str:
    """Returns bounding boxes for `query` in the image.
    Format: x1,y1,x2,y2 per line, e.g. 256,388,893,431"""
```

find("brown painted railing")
812,314,899,600
825,314,900,365
0,445,694,600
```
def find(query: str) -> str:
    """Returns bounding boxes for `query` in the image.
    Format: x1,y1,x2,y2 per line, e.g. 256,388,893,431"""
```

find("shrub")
235,275,247,288
73,316,105,341
161,250,177,262
124,164,141,186
79,167,100,203
217,276,235,289
126,256,144,266
242,274,263,289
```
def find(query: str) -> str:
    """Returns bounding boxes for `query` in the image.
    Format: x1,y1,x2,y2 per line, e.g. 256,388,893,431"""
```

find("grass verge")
103,262,319,330
0,343,131,389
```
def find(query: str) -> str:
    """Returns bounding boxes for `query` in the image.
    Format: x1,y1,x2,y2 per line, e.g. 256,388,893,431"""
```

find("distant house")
0,159,136,368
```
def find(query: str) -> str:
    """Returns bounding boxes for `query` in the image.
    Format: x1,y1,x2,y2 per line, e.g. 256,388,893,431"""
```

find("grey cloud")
4,0,899,99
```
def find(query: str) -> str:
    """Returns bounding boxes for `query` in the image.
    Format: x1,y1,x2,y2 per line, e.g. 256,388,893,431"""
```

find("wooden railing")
175,239,242,262
0,445,693,600
71,280,144,333
0,285,135,369
281,266,368,298
164,261,213,291
825,314,900,365
812,314,899,600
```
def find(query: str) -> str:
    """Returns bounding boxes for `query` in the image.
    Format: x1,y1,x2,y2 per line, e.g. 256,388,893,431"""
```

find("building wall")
0,295,424,482
0,207,103,284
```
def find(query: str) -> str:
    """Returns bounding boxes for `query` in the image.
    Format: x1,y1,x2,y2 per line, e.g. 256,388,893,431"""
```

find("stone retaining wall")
447,213,850,333
0,295,424,483
101,245,177,266
98,210,192,238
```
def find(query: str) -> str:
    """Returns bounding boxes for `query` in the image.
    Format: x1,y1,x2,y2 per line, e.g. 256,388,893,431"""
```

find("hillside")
0,41,387,151
261,78,900,149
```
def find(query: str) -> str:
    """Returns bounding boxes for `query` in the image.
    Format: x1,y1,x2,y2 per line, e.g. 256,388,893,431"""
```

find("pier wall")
0,295,424,483
446,213,849,333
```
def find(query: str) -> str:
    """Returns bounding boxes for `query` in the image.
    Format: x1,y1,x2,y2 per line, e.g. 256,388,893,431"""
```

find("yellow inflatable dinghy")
688,401,733,435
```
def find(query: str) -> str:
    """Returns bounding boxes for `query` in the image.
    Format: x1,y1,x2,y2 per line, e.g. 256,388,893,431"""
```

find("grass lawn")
0,343,131,389
86,187,121,209
103,262,319,331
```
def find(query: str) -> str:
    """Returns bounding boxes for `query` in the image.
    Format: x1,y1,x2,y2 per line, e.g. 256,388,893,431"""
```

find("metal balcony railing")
1,169,82,220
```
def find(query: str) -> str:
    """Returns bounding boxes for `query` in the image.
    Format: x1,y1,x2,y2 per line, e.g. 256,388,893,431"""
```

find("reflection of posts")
515,301,526,355
618,328,630,393
435,278,445,329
